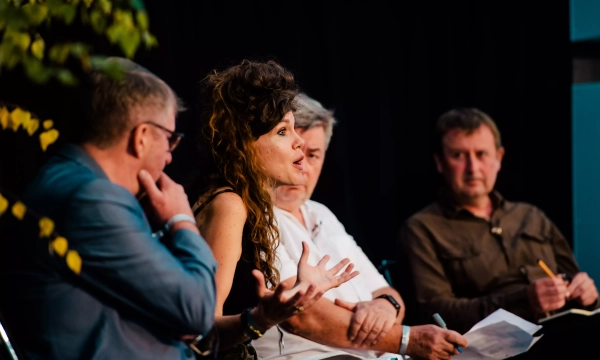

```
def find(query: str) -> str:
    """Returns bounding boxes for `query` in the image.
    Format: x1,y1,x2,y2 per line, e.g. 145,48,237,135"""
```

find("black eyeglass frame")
137,121,185,152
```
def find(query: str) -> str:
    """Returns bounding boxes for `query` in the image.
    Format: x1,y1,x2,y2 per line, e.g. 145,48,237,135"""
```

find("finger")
567,274,585,292
445,330,468,348
353,316,376,345
326,257,350,275
339,269,360,284
252,269,268,298
334,298,358,312
274,279,291,301
356,316,378,346
568,281,588,300
580,289,599,306
293,283,317,306
347,311,367,341
156,171,174,189
316,254,331,268
362,318,388,347
340,263,355,275
542,282,567,297
298,241,310,266
138,170,161,199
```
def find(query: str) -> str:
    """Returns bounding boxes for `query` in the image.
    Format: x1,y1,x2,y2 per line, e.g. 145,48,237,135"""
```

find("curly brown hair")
190,59,298,287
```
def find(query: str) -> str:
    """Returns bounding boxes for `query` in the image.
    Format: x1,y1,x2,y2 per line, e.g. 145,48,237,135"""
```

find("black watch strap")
376,294,401,317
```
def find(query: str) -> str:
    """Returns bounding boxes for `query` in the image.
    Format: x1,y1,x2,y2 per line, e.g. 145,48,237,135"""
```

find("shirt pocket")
437,242,485,293
518,223,557,279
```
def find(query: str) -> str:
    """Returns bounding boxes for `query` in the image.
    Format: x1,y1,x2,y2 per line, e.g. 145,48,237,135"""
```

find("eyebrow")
281,118,292,124
307,147,322,152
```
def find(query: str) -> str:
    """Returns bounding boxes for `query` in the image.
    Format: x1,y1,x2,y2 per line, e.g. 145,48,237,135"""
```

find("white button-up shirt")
252,200,393,359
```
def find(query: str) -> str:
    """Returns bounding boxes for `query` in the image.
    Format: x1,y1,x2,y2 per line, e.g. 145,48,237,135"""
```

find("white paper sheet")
458,309,543,359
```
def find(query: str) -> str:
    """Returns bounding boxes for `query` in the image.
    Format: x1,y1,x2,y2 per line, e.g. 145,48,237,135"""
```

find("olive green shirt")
399,191,581,333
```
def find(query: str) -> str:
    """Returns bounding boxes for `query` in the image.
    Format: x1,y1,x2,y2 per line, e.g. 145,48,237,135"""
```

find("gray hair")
293,93,337,149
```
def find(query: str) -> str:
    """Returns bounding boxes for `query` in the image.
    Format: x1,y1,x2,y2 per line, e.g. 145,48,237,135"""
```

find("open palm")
294,241,359,298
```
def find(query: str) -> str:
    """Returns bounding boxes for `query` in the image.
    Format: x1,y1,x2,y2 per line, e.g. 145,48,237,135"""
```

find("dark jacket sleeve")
545,215,580,278
399,218,531,334
61,178,217,336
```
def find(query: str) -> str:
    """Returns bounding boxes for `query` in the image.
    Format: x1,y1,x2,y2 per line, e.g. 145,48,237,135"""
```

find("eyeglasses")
140,121,184,152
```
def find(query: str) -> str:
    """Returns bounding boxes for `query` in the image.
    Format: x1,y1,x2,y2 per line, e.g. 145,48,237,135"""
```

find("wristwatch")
376,294,401,317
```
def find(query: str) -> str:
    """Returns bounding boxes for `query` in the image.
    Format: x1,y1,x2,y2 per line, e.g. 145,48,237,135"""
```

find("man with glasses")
0,58,217,360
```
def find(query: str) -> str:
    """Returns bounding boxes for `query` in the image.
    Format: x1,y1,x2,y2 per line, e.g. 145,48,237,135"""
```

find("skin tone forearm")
214,315,250,349
282,295,403,353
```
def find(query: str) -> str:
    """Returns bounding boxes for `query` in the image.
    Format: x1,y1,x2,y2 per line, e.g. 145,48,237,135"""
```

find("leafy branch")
0,0,158,85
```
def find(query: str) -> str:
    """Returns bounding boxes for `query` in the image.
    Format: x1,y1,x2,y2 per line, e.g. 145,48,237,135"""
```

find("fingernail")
139,170,148,178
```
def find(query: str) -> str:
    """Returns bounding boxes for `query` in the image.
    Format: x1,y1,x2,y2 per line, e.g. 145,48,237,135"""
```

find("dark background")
0,1,572,267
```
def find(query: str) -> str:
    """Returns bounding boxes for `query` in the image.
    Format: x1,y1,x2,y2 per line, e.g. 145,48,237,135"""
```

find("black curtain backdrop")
0,1,572,267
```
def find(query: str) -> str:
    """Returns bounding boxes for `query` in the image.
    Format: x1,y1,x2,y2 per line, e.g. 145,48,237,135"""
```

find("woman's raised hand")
250,241,359,330
251,268,319,330
295,241,359,295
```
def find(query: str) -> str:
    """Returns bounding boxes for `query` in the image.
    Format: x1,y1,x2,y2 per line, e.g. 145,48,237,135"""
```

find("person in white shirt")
252,93,467,360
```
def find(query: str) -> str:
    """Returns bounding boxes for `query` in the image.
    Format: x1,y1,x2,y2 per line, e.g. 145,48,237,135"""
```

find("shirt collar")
275,201,323,240
56,142,108,180
437,187,506,219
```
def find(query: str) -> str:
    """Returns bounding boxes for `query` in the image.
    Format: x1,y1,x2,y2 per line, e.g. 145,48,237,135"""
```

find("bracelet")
376,294,401,317
164,214,197,232
399,325,410,355
241,307,266,340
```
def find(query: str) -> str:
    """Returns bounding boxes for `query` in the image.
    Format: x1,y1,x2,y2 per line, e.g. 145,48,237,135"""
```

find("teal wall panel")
572,82,600,281
571,0,600,41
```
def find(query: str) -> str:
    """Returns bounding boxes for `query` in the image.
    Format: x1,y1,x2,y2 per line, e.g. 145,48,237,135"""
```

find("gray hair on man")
293,93,337,149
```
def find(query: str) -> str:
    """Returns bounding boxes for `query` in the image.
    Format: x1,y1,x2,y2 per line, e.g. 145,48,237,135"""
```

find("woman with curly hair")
186,59,358,358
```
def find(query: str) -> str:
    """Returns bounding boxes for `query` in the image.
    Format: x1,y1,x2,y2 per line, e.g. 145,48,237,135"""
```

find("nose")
165,151,173,166
465,152,478,173
293,130,304,150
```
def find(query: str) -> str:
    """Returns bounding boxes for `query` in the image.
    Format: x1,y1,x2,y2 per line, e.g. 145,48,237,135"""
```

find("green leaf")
0,42,21,69
56,69,78,86
4,7,28,30
21,3,49,26
23,55,51,83
118,29,140,58
48,44,70,64
4,30,31,51
83,0,93,8
30,37,44,60
105,23,125,44
96,0,112,14
135,11,148,31
89,9,106,33
60,4,76,24
69,42,89,57
46,0,63,12
114,9,134,30
141,31,157,48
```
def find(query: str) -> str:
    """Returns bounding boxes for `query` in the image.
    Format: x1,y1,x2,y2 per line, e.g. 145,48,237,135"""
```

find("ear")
434,153,443,174
130,123,150,159
496,146,505,171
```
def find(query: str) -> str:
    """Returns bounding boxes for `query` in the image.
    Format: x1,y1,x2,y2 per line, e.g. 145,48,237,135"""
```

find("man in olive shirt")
399,108,598,334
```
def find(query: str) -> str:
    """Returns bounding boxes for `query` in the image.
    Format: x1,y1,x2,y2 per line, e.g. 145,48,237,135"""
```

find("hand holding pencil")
527,259,568,315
